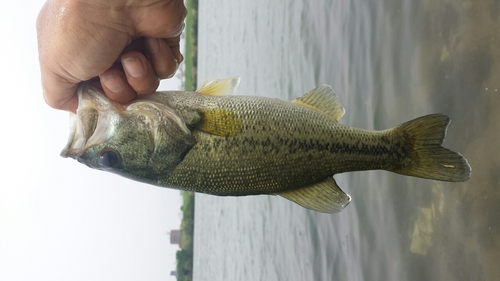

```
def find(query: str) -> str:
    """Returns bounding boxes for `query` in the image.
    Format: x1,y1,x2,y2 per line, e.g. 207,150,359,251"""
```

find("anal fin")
277,177,351,213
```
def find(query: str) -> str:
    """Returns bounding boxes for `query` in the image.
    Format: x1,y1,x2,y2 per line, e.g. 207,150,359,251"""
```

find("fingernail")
167,59,179,79
122,56,145,78
101,74,125,93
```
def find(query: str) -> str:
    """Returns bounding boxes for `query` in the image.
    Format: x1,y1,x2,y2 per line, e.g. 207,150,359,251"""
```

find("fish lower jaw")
60,148,81,159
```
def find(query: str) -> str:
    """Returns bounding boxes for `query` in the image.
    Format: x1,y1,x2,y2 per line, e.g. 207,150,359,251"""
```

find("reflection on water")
415,0,500,280
194,0,500,280
409,185,444,256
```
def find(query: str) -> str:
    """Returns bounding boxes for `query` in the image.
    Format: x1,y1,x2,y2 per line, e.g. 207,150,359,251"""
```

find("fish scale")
162,92,408,195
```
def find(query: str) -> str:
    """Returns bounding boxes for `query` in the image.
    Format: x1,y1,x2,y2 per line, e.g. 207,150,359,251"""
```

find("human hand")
37,0,186,112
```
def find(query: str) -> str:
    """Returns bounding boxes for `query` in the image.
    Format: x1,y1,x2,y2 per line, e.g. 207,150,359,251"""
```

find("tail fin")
394,114,471,182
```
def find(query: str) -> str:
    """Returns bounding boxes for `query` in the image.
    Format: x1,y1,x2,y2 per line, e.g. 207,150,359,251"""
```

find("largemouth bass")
62,77,471,213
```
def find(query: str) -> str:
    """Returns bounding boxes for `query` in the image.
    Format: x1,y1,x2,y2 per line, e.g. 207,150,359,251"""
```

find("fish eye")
98,149,121,168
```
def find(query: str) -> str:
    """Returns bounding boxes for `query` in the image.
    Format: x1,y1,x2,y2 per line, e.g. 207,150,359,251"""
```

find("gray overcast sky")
0,1,184,280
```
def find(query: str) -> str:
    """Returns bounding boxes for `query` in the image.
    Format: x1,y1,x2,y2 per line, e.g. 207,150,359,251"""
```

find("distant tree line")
175,192,195,281
182,0,198,92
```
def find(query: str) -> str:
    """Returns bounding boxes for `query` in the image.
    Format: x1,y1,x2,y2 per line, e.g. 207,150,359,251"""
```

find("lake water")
193,0,500,280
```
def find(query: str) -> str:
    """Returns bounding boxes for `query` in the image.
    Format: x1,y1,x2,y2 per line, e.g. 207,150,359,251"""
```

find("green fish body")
62,77,471,213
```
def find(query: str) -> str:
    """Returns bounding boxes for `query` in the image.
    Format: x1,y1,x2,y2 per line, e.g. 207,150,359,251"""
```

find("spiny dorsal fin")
277,177,351,213
292,85,345,121
196,76,241,96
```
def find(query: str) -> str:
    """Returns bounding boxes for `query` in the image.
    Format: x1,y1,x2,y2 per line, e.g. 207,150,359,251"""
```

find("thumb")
39,66,80,113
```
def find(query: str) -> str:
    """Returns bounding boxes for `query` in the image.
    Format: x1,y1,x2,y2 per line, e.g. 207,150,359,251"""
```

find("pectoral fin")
196,76,241,96
277,177,351,213
196,109,242,137
293,85,345,121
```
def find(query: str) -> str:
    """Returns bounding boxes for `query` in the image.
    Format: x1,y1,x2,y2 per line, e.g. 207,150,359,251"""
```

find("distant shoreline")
175,192,194,281
175,0,197,280
183,0,198,92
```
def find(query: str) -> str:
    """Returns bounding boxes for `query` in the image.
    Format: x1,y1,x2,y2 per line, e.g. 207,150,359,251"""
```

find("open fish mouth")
60,108,97,159
60,85,122,159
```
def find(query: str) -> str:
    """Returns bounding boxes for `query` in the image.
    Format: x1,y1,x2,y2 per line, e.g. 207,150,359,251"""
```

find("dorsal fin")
277,177,351,213
196,76,241,96
292,85,345,121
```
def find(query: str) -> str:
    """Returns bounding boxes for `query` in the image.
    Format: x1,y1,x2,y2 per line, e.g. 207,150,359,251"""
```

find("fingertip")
100,69,137,104
166,58,179,79
121,51,159,94
146,38,180,79
177,53,184,65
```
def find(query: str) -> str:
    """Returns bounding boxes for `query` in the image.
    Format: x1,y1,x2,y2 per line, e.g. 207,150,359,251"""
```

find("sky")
0,1,184,280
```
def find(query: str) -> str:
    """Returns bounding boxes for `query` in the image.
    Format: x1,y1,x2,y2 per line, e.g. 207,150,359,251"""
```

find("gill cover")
126,100,195,173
